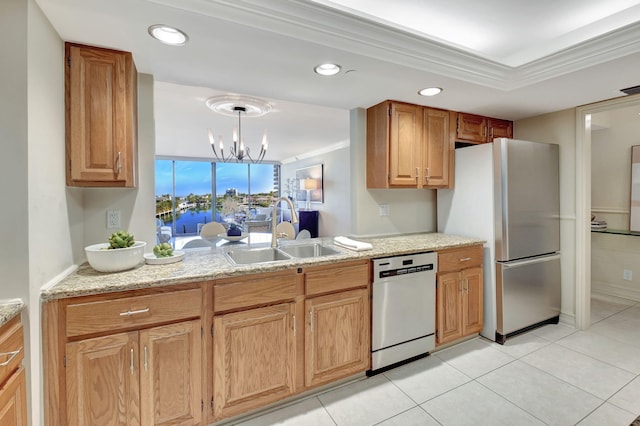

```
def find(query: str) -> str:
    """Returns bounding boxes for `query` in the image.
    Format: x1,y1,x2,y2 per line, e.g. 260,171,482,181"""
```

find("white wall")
350,108,437,237
0,0,30,303
590,106,640,300
514,109,578,325
1,0,33,423
281,146,351,236
27,1,69,423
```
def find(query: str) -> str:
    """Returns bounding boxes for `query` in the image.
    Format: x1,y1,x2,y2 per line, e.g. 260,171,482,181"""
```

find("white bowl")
85,241,146,272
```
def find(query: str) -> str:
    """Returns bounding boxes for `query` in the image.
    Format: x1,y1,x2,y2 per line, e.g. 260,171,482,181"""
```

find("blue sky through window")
155,160,276,197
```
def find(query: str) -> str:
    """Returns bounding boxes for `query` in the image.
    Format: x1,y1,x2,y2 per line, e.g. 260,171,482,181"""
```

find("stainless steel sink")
279,243,340,258
224,247,292,265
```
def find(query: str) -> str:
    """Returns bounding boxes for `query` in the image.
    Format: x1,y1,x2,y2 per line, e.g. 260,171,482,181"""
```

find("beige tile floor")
233,296,640,426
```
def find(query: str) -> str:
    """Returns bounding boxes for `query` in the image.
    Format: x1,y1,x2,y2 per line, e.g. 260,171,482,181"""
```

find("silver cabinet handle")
116,151,122,173
460,257,472,262
415,167,419,183
425,167,430,182
292,315,296,336
144,346,148,371
464,278,469,294
309,310,313,333
120,308,150,317
0,348,21,367
130,348,134,374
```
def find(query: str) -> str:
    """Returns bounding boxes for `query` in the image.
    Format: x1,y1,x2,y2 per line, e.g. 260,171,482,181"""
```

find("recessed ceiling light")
148,24,189,46
314,63,341,76
418,87,443,96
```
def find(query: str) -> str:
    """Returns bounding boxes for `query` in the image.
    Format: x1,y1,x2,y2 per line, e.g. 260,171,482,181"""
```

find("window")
155,159,280,244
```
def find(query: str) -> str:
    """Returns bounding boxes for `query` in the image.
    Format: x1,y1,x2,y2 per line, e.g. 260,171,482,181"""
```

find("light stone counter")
0,301,24,327
41,233,484,301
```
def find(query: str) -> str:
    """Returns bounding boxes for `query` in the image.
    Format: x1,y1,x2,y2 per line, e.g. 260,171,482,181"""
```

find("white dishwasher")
370,251,437,373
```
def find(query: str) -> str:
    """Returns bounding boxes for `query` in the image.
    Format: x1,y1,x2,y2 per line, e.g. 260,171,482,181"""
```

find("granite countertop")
0,301,25,327
41,233,484,301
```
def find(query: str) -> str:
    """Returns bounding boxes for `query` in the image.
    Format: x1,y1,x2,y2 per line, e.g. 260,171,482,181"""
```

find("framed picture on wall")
631,145,640,233
295,164,324,203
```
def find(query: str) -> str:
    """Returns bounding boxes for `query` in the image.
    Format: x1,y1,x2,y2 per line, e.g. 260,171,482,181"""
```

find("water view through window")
155,159,280,243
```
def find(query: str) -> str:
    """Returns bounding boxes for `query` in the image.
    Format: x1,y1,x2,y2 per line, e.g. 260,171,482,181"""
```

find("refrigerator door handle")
499,253,561,268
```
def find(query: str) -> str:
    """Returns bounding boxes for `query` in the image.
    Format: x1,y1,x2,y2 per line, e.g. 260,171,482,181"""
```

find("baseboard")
558,312,575,328
591,291,639,304
591,281,640,302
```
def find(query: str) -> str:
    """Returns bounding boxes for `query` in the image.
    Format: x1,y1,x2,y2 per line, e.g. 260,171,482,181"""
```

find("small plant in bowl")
85,231,146,272
108,230,136,249
153,242,174,258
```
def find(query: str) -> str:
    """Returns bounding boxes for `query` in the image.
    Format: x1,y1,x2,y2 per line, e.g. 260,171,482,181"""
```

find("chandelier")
206,95,273,163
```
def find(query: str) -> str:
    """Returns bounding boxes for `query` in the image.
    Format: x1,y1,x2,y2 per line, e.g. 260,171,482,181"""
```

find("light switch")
379,204,390,216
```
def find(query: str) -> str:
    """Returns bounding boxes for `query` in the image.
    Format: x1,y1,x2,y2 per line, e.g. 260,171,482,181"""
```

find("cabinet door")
0,367,27,426
456,113,487,143
140,321,201,426
66,332,140,426
213,303,295,420
389,102,422,186
423,108,450,187
305,288,370,388
462,267,484,336
66,43,137,187
436,271,463,345
488,118,513,141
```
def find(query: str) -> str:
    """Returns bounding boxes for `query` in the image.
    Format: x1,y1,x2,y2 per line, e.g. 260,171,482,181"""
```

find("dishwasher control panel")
378,263,434,279
373,252,438,280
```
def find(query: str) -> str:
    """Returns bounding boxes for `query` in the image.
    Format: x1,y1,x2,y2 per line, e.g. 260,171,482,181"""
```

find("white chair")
199,222,226,238
296,229,311,240
275,222,295,240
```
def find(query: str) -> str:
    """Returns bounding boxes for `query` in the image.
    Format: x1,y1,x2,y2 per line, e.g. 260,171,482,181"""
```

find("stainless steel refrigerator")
437,138,561,343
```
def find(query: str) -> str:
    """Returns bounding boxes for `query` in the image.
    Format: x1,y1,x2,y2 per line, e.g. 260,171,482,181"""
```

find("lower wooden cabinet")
305,288,370,388
436,267,483,345
0,367,27,426
212,303,296,420
66,320,201,426
42,283,205,426
436,245,484,346
140,321,202,426
0,315,27,426
210,260,370,423
66,332,140,425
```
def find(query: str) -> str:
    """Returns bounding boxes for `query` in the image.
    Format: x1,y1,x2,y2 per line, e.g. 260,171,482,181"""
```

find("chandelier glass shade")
206,95,272,164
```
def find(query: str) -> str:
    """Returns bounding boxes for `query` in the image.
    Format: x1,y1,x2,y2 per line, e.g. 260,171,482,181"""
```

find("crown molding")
148,0,640,91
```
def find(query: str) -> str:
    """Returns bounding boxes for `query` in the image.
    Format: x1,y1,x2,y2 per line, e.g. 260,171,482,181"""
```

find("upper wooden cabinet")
65,42,138,187
456,112,513,144
367,100,454,189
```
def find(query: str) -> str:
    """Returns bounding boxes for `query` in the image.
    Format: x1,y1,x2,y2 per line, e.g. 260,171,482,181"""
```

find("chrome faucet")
271,197,299,248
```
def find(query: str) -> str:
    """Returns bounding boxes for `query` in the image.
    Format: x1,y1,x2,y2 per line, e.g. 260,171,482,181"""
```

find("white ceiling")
35,0,640,162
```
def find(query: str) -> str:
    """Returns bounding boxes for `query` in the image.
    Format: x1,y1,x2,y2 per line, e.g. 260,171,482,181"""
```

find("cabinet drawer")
214,271,298,313
0,319,24,386
438,245,483,272
66,289,201,338
305,261,370,296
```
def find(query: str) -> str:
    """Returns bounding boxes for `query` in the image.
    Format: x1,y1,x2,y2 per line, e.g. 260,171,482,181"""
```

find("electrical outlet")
379,204,390,216
623,269,633,281
107,210,121,229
